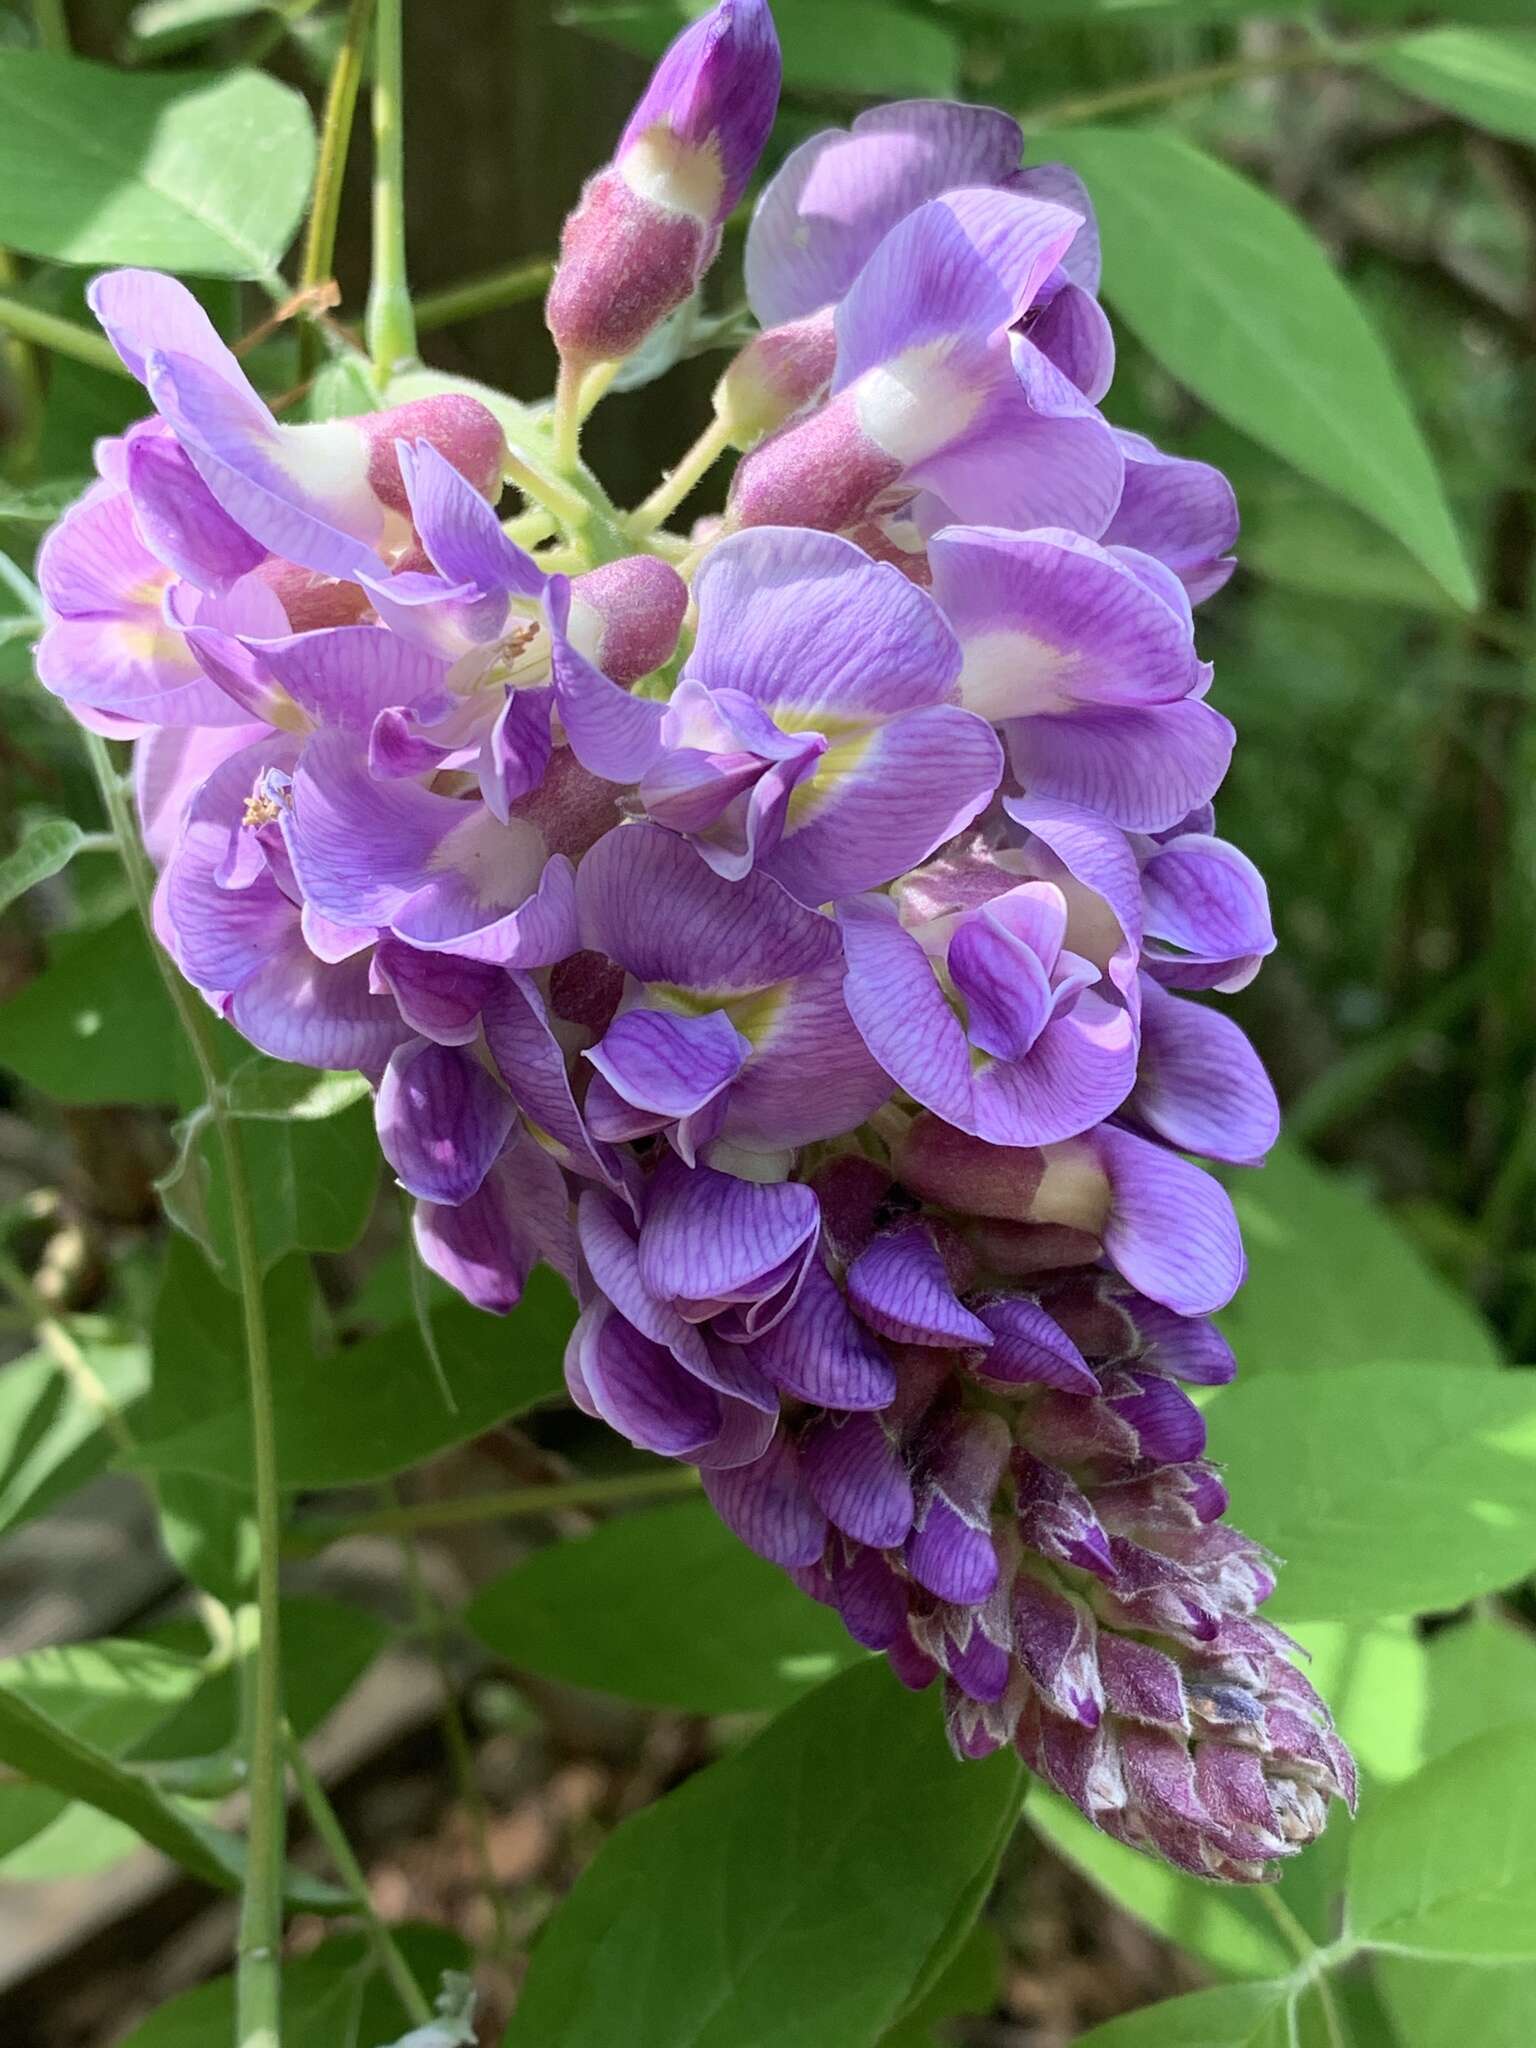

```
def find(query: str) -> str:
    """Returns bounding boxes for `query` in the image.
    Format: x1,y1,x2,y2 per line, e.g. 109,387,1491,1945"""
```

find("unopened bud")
546,0,781,368
713,306,837,446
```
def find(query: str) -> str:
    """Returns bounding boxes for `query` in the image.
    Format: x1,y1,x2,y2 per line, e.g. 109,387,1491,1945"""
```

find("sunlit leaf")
1373,29,1536,146
1221,1144,1501,1375
504,1659,1022,2048
0,54,314,277
1351,1726,1536,1960
1029,128,1477,608
1211,1364,1536,1620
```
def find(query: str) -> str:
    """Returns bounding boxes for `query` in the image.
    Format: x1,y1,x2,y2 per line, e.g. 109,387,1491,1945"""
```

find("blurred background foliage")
1,1,1536,2045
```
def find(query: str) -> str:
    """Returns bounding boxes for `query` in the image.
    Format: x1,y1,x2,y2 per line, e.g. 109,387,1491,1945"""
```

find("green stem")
627,413,736,538
76,728,285,2048
1018,36,1388,129
0,1250,139,1461
286,1731,431,2029
0,290,128,378
365,0,417,381
287,1465,701,1552
30,0,69,55
300,0,375,301
414,258,552,334
1257,1884,1318,1968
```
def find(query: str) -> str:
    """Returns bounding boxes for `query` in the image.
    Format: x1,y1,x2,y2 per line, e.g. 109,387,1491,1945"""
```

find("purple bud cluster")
37,0,1352,1879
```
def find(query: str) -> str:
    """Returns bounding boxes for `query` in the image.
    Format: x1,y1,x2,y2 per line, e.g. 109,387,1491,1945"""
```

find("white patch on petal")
853,342,983,466
621,124,725,224
958,627,1084,721
274,420,378,540
430,807,548,910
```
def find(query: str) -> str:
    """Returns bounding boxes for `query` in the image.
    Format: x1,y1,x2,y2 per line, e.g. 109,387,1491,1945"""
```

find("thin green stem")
414,258,552,334
287,1465,701,1552
1018,35,1390,130
30,0,69,55
0,290,128,379
1311,1972,1349,2048
627,413,735,538
551,358,583,474
300,0,375,300
286,1730,431,2029
1257,1884,1319,1968
365,0,417,380
394,1506,510,1961
502,448,592,531
75,726,285,2048
0,1250,139,1461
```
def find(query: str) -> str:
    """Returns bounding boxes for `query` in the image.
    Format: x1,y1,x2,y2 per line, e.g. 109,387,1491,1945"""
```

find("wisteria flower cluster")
40,0,1353,1881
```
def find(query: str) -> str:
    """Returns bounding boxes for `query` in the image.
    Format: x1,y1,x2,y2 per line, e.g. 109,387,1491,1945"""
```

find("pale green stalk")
365,0,417,379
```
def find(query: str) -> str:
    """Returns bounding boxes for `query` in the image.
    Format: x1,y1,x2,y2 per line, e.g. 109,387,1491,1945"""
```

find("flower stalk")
365,0,418,380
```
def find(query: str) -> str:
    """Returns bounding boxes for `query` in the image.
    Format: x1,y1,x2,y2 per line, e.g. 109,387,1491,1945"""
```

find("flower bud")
546,0,781,368
713,307,837,446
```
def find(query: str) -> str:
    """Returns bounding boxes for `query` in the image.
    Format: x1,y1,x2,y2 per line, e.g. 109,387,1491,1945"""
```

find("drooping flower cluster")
37,0,1353,1880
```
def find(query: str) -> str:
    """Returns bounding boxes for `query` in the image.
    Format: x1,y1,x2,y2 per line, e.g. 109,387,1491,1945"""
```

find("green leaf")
0,1682,345,1911
0,1637,205,1867
220,1055,373,1121
0,1328,150,1537
1350,1725,1536,1960
134,1594,389,1764
466,1499,860,1715
1027,1793,1293,1982
132,1272,573,1488
0,911,188,1106
0,476,92,529
1377,1955,1536,2048
880,1921,1002,2048
0,53,314,279
1209,1364,1536,1620
1073,1983,1294,2048
1242,483,1464,616
118,1927,469,2048
160,1094,379,1274
1029,128,1477,609
1284,1619,1428,1788
504,1659,1022,2048
560,0,959,98
125,0,279,61
1373,30,1536,146
1221,1145,1500,1375
141,1238,320,1593
1423,1616,1536,1761
0,819,85,913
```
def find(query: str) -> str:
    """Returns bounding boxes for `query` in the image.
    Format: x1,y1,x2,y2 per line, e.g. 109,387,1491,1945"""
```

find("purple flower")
636,527,1001,900
574,822,890,1162
546,0,781,367
89,271,505,584
728,188,1122,540
723,102,1106,445
27,59,1346,1881
928,524,1231,835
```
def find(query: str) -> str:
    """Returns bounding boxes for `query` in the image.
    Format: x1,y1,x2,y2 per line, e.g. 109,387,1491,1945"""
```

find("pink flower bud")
546,0,781,367
713,307,837,445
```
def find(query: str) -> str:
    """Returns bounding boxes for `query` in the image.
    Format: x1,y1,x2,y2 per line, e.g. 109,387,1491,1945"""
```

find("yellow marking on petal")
785,724,877,831
621,123,726,224
126,574,171,609
649,981,789,1049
